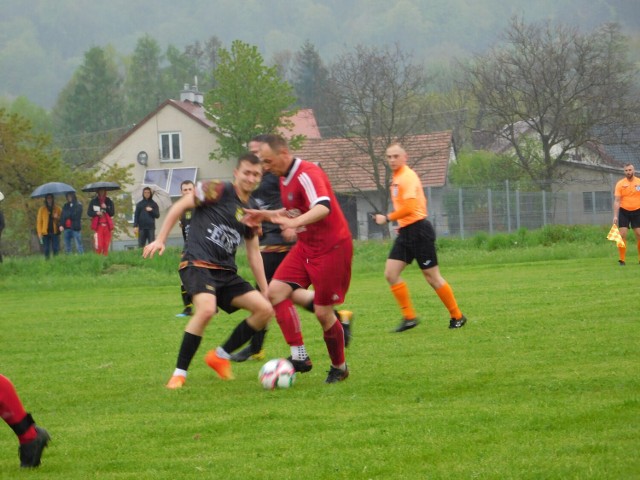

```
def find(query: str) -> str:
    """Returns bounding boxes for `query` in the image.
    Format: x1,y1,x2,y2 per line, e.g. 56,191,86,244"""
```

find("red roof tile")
293,131,454,193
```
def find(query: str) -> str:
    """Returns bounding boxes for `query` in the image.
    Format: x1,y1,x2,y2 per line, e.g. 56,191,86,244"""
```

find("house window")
143,167,198,197
583,191,612,213
159,132,182,161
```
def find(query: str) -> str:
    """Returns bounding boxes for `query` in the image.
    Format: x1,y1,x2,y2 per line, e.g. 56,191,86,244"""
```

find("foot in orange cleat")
166,375,186,389
204,350,235,380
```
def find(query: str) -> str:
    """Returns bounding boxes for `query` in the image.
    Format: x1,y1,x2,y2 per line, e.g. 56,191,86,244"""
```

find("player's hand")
242,209,266,227
143,240,165,259
281,227,297,242
613,217,618,225
373,213,387,225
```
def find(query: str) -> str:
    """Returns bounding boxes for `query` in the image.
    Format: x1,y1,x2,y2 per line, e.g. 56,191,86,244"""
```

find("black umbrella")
30,182,76,199
81,181,121,193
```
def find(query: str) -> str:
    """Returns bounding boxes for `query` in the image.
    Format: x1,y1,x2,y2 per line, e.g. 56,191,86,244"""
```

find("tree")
52,46,126,166
125,35,164,124
205,40,301,161
463,18,640,190
0,108,133,255
322,43,433,223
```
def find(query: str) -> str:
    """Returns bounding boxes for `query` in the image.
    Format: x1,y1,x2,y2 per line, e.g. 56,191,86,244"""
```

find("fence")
346,182,615,240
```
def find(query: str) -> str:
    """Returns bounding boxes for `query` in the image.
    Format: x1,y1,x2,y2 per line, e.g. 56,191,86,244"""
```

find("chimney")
180,84,195,103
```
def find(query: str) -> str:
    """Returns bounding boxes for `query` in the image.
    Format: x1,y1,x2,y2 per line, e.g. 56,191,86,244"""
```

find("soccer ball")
258,358,296,390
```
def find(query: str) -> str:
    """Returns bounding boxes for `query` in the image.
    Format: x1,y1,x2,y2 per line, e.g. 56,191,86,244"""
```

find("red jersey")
280,158,351,256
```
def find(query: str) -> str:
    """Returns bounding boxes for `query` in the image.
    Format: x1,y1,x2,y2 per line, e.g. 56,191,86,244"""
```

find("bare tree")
463,18,640,190
323,44,433,220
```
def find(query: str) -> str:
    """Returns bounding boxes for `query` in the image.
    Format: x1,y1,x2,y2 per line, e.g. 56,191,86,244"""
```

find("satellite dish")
137,151,148,166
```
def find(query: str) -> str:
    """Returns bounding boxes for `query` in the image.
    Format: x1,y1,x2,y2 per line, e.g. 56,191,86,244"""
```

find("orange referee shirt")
390,165,427,228
614,176,640,211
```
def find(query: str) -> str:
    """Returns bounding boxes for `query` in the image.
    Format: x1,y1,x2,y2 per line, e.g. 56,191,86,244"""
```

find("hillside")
1,0,639,109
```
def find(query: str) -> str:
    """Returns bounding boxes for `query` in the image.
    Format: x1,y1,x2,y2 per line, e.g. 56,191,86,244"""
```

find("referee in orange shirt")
374,143,467,331
613,163,640,265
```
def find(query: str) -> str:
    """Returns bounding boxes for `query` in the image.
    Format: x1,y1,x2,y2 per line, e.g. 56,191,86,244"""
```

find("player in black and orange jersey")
374,143,467,331
613,163,640,266
144,153,273,389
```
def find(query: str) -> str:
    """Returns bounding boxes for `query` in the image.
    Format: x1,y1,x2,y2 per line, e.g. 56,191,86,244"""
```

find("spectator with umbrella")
30,182,75,260
59,192,84,254
83,182,119,255
36,194,61,259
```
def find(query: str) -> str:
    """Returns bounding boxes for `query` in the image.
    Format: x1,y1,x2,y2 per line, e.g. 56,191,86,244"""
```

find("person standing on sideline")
59,192,84,254
242,134,352,384
133,187,160,248
143,153,273,389
176,180,195,317
87,188,115,255
231,135,354,363
36,194,61,259
612,163,640,266
0,374,50,468
374,143,467,331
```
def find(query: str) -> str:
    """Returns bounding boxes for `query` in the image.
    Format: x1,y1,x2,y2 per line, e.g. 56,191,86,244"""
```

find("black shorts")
618,208,640,229
388,219,438,270
179,266,254,314
262,251,289,285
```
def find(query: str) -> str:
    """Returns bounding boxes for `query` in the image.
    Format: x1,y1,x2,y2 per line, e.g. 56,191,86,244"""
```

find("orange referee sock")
435,282,462,320
390,281,417,320
618,244,626,262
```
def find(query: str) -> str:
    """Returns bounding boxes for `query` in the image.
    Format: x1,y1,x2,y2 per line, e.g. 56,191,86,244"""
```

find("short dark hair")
180,180,194,188
250,134,270,144
237,152,261,167
262,134,288,152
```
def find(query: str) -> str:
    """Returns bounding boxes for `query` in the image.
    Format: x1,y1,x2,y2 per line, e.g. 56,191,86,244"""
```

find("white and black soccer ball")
258,358,296,390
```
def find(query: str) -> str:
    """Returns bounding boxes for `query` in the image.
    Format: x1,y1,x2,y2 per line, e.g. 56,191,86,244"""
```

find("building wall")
101,105,237,250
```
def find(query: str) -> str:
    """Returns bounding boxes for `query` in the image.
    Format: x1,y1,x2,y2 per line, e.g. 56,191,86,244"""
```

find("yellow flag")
607,224,625,248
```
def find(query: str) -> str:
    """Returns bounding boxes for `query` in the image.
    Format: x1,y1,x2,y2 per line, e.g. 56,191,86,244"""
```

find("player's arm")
245,234,268,293
374,197,419,225
613,195,621,225
273,203,329,230
143,193,195,258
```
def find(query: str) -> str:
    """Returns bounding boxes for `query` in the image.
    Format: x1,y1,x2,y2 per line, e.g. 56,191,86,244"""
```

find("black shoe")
19,426,50,468
449,315,467,329
394,318,419,332
230,345,255,363
325,365,349,383
618,260,626,266
175,307,192,317
287,355,313,373
337,310,354,348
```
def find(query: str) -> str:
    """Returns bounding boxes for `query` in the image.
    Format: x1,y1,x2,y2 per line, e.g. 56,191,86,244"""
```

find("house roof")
103,100,321,157
293,131,455,193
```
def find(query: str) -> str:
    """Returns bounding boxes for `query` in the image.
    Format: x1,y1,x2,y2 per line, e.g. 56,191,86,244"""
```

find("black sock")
250,328,267,352
222,319,259,354
176,332,202,370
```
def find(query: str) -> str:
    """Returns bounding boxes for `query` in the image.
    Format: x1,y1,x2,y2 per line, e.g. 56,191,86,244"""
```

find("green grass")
0,228,638,479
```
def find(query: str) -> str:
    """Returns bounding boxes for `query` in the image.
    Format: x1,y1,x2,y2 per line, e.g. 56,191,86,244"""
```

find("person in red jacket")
0,374,50,468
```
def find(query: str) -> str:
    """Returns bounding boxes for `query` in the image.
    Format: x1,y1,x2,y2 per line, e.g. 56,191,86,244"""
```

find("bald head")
386,143,408,172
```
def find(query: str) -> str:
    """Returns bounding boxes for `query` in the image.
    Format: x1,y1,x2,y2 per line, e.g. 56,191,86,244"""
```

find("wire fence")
353,182,615,240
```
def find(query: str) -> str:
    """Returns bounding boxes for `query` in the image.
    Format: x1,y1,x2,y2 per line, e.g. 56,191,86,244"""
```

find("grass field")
0,230,638,479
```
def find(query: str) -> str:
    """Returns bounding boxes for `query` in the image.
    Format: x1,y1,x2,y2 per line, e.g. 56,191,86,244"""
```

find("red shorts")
273,237,352,306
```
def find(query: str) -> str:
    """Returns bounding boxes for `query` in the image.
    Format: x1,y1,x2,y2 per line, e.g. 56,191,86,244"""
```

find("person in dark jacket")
59,192,84,254
133,187,160,248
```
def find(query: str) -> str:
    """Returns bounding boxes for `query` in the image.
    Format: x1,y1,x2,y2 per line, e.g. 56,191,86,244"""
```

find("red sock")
273,299,304,346
0,375,37,444
323,320,345,367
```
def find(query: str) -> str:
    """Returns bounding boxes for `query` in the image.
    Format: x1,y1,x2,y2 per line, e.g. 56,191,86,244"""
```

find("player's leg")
309,237,351,383
385,258,418,331
167,268,218,389
206,281,273,380
0,374,50,468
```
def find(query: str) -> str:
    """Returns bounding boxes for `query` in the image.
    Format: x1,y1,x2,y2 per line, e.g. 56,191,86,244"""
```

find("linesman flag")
607,224,625,247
